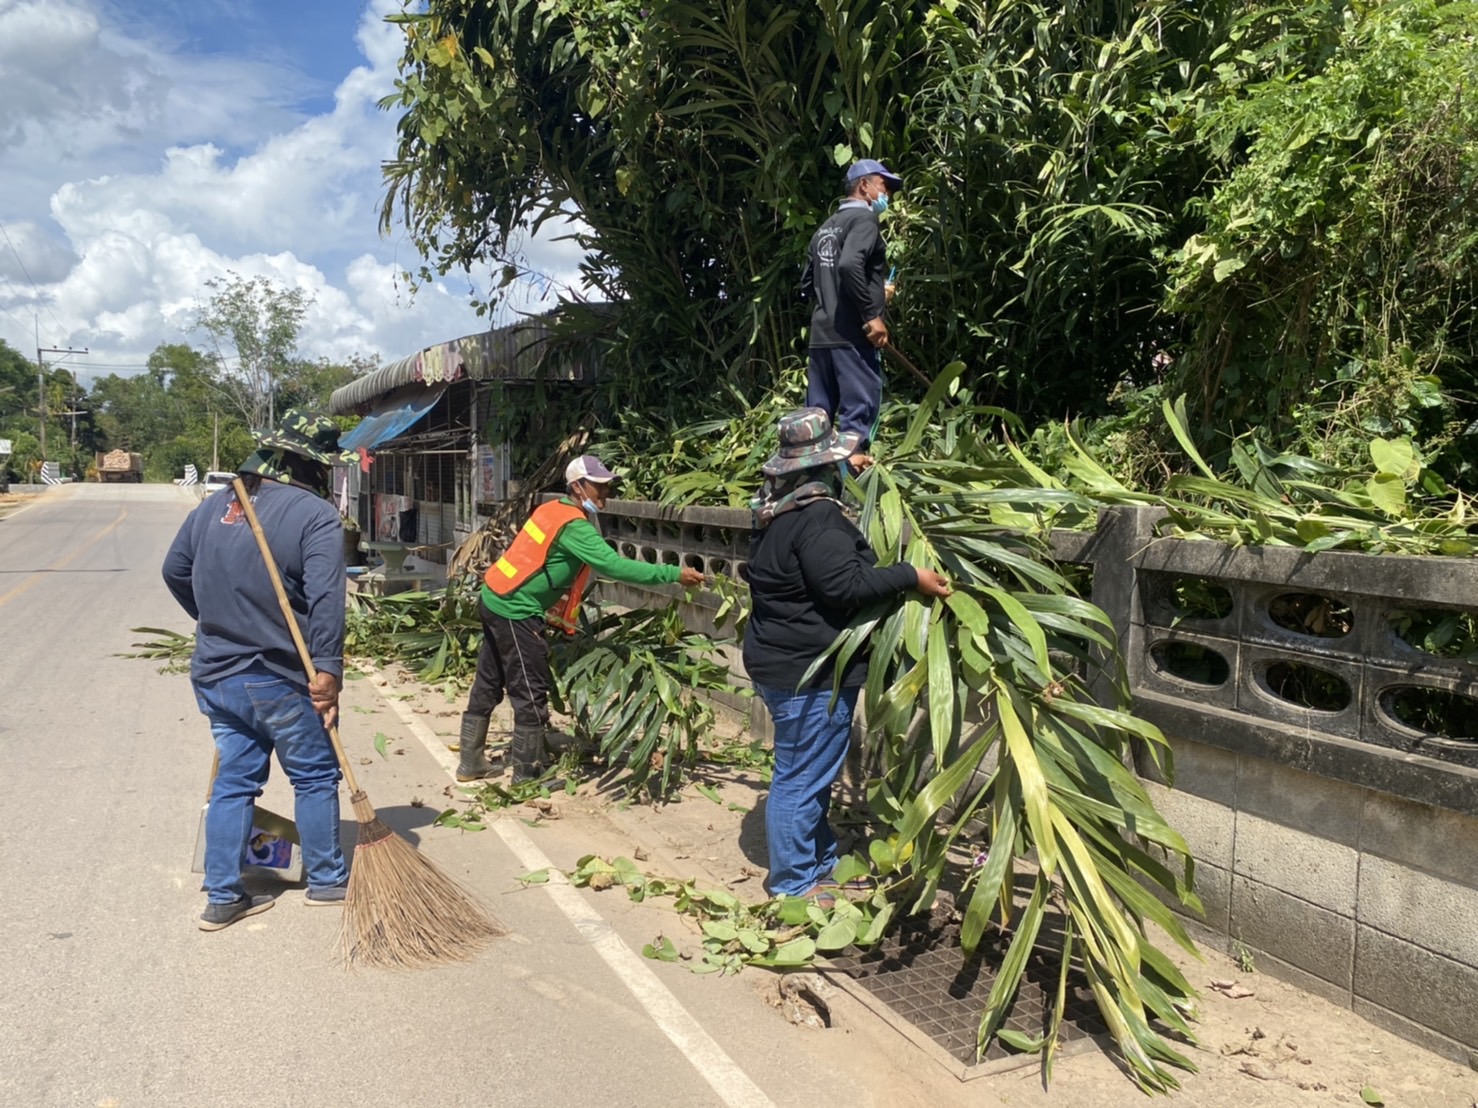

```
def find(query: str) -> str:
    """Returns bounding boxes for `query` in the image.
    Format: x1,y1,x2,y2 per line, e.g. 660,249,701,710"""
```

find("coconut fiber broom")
232,479,505,968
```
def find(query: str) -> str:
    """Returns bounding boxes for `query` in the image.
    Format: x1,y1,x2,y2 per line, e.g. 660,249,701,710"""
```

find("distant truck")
96,450,144,483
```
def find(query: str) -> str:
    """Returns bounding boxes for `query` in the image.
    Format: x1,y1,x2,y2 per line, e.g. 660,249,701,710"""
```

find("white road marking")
361,664,775,1108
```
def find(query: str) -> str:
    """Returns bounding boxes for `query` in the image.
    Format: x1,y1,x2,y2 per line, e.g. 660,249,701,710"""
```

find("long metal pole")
35,315,44,463
37,345,89,472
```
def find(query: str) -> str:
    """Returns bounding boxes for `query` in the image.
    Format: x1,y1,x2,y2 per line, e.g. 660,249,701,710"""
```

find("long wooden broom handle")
232,478,361,795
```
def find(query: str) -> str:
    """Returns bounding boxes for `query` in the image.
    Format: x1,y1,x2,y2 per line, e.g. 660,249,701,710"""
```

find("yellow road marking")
0,506,129,608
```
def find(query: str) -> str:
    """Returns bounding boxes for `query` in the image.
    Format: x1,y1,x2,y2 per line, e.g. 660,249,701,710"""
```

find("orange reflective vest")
483,500,592,635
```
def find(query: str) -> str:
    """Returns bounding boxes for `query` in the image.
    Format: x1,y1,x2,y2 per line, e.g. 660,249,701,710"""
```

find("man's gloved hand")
863,317,889,349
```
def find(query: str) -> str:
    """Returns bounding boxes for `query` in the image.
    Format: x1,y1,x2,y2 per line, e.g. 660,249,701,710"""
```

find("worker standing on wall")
800,158,903,464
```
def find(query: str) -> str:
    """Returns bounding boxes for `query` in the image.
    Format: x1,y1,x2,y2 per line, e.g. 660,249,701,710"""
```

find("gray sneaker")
198,894,275,931
305,886,348,906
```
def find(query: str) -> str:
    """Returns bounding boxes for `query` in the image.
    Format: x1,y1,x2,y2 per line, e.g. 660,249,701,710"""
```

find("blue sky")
109,1,367,111
0,0,583,381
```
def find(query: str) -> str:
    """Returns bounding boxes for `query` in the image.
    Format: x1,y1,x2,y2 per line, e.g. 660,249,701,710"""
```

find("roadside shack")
327,311,600,588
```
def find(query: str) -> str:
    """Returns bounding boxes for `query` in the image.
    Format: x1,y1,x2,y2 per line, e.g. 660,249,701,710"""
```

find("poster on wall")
374,493,413,540
476,445,502,504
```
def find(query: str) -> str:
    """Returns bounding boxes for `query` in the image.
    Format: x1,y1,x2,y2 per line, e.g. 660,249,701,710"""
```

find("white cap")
564,454,617,485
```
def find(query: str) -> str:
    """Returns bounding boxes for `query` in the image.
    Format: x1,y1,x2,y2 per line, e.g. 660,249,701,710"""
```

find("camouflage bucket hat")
251,408,359,466
760,408,858,477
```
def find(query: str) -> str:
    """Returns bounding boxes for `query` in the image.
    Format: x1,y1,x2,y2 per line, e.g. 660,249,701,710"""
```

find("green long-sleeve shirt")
481,500,682,620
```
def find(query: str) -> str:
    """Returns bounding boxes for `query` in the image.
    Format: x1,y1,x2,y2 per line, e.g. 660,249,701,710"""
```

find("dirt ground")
357,660,1478,1108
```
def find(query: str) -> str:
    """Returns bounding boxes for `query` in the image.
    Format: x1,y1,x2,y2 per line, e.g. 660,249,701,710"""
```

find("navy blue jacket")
800,200,888,350
163,481,346,687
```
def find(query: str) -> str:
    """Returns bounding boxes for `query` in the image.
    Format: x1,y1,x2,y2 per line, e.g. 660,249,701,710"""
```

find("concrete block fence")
589,498,1478,1063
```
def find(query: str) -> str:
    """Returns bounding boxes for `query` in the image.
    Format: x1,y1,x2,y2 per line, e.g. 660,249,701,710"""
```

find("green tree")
378,0,1252,477
193,273,312,431
0,338,34,426
1164,0,1478,483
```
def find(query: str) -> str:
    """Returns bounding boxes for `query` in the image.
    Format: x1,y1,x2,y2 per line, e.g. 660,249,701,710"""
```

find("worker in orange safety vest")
457,455,705,784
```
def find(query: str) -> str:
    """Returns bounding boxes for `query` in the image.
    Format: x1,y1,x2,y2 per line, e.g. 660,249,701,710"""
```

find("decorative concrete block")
1355,925,1478,1049
1231,876,1354,992
1236,754,1363,847
1233,812,1359,914
1362,791,1478,891
1357,855,1478,967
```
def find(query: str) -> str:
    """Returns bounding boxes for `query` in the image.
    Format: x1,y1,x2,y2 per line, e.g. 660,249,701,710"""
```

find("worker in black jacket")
743,408,951,902
800,158,902,460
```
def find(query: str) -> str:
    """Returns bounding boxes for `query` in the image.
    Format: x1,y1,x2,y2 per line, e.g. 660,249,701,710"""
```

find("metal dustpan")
191,754,304,883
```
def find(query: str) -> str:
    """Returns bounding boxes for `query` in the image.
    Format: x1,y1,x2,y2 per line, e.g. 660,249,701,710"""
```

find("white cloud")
0,0,592,386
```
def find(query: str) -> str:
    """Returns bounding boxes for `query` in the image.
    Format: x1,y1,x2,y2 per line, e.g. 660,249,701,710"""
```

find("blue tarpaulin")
340,385,447,451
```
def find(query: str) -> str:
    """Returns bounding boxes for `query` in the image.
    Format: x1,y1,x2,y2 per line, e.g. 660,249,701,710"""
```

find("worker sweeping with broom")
166,407,502,964
163,409,358,930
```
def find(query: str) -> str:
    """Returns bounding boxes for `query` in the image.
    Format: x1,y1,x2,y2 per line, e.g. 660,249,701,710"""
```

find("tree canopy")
380,0,1477,491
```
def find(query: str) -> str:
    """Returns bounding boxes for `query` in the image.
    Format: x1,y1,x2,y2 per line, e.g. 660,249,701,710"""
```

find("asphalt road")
0,484,926,1108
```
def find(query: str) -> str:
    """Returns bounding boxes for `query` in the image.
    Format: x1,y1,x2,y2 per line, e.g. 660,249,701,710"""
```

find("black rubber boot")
455,714,497,782
511,725,564,789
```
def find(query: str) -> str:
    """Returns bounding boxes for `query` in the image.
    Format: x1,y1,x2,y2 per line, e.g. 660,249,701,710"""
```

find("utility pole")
36,332,89,461
212,411,219,472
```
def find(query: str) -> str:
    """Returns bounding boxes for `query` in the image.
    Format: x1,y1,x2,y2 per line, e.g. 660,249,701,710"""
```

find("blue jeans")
757,684,860,897
195,670,348,903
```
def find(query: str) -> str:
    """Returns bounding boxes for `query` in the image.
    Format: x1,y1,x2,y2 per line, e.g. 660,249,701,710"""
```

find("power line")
0,220,68,344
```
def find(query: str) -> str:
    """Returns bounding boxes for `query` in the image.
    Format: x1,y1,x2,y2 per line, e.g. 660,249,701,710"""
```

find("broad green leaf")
769,937,817,966
815,916,859,951
737,929,770,954
1368,438,1417,479
643,936,680,962
1365,474,1406,518
831,854,872,886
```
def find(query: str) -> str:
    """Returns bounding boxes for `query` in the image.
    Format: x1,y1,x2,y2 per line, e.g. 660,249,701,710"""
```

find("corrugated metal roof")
328,308,608,414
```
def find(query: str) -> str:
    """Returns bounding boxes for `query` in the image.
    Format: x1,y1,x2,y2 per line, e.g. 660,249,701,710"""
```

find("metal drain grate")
827,914,1108,1069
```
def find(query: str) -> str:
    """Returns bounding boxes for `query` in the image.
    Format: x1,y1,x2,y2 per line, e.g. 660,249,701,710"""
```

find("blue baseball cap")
846,158,903,191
